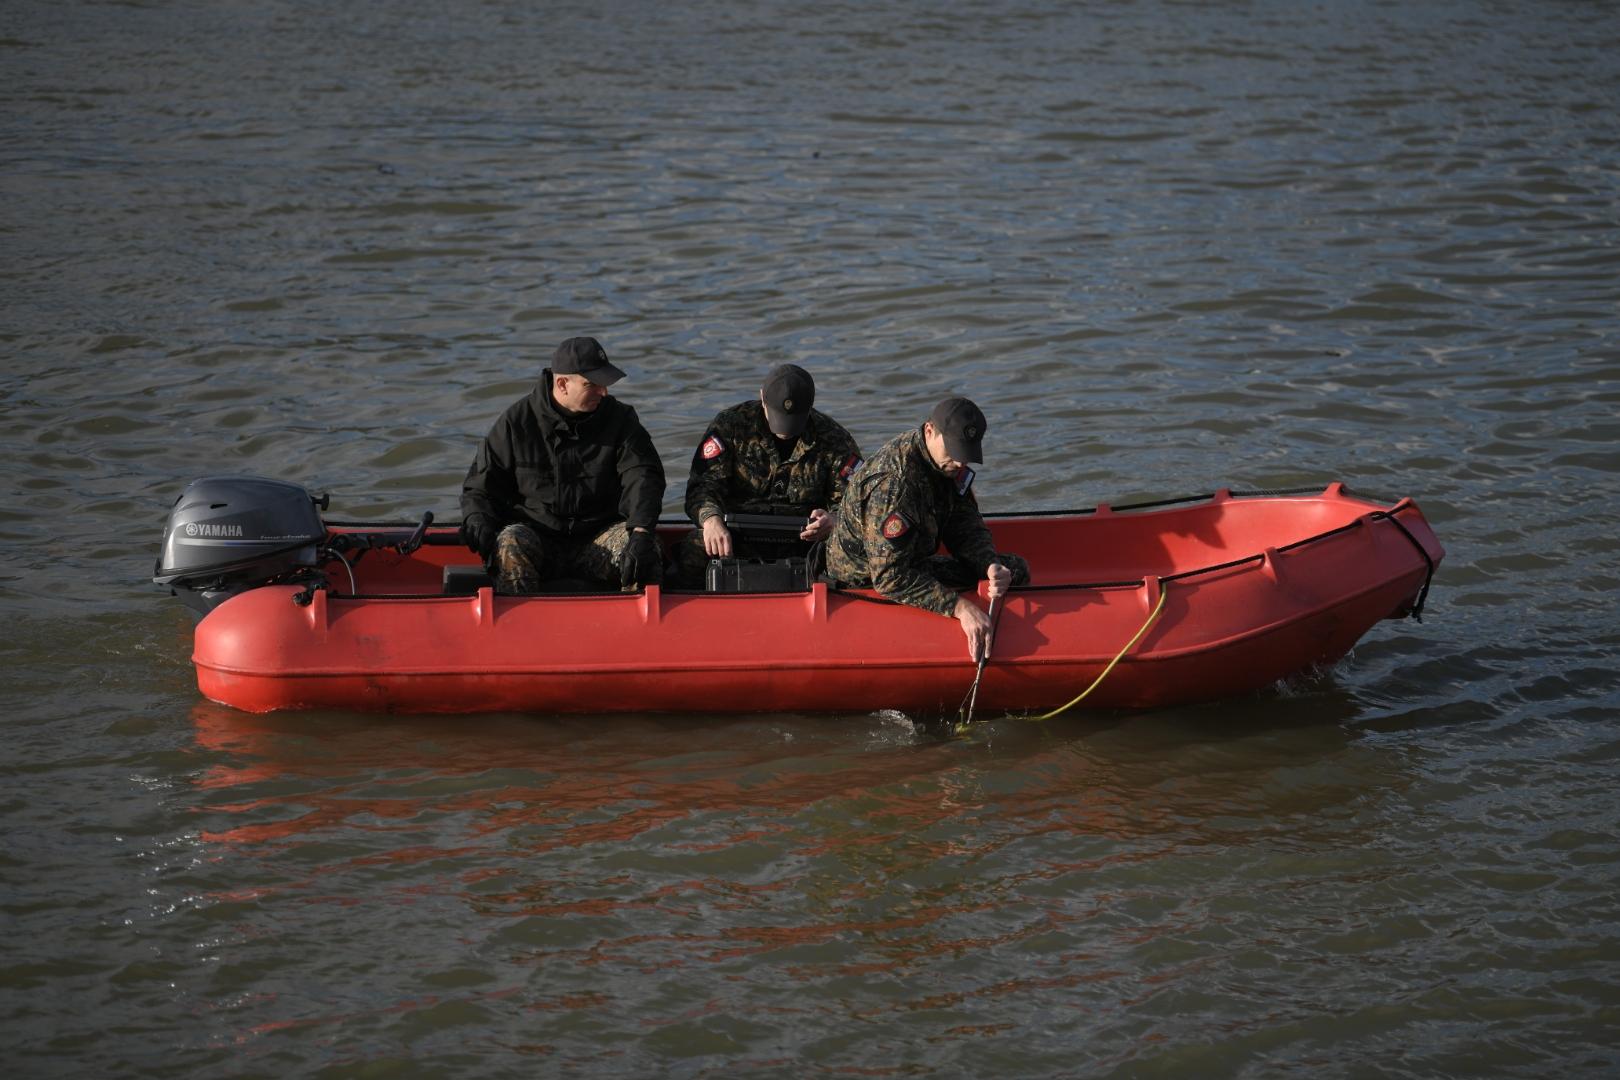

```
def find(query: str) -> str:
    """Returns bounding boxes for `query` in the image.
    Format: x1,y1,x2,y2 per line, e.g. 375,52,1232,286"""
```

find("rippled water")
5,0,1620,1075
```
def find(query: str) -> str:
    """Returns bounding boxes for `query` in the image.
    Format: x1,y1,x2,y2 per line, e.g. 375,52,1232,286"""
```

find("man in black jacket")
459,337,666,592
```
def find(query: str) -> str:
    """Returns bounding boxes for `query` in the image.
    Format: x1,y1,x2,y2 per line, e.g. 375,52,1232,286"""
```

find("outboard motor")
154,476,327,619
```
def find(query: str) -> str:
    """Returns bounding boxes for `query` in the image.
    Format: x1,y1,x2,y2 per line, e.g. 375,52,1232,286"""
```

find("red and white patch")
839,454,863,480
880,512,910,541
701,434,724,460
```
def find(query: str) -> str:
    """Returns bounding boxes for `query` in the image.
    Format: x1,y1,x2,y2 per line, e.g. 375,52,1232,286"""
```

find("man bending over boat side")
824,397,1030,661
459,337,666,593
672,363,863,587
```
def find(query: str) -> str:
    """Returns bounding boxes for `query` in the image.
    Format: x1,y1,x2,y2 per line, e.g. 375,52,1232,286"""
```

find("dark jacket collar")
533,367,603,434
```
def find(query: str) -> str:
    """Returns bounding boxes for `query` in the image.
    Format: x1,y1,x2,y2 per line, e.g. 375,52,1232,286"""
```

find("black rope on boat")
1367,509,1436,621
982,484,1333,520
1276,517,1363,554
1162,555,1263,585
989,579,1148,594
1228,486,1341,499
983,493,1213,519
1324,483,1404,506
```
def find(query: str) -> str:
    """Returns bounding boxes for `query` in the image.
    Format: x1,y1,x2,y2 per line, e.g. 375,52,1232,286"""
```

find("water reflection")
187,688,1406,872
163,666,1436,1069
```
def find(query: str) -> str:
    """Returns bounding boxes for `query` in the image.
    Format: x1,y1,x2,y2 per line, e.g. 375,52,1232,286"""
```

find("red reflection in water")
183,698,1391,1035
188,701,1120,968
188,703,994,856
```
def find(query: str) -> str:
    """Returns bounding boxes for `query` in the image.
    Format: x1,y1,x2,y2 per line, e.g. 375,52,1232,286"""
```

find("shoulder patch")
840,454,863,480
880,512,910,541
701,434,724,461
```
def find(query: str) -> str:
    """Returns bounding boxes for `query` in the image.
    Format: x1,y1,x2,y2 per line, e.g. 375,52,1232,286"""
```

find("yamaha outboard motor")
154,476,327,619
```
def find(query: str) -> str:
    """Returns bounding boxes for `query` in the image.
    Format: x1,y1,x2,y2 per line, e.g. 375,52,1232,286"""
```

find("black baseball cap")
552,337,626,386
761,363,815,439
928,396,987,464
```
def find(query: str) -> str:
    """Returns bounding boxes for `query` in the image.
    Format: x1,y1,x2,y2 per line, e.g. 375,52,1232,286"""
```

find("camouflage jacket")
824,427,1017,616
684,400,863,525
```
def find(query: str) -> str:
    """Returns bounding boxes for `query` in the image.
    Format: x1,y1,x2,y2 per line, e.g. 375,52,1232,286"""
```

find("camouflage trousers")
669,528,811,588
492,521,633,594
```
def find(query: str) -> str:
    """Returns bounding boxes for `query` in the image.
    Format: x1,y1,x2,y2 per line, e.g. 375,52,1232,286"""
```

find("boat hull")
187,484,1443,715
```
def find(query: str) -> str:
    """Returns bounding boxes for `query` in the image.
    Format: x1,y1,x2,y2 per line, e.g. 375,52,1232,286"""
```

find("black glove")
460,514,501,561
620,529,662,588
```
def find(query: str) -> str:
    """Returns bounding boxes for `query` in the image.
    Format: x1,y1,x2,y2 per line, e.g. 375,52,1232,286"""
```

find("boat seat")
442,565,494,595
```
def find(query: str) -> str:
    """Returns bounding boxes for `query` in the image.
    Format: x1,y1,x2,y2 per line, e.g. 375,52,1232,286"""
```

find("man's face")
923,422,965,478
554,373,609,413
760,389,800,444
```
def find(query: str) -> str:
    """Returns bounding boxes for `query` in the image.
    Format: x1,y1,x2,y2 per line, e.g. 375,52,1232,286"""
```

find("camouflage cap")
761,363,815,439
928,396,987,464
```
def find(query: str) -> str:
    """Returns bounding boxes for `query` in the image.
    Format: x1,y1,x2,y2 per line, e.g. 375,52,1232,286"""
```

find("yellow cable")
1026,584,1168,721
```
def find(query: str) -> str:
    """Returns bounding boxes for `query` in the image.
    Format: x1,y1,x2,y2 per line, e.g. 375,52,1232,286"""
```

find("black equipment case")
705,557,811,593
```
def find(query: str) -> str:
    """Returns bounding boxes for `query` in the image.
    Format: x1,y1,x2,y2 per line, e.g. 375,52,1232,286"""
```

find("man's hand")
701,517,733,558
800,509,836,542
953,595,992,663
620,529,663,587
986,561,1012,600
460,514,500,560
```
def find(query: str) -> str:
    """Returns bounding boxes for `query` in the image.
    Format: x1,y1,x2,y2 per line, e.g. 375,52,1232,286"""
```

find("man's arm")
800,422,862,543
683,418,733,527
862,478,960,617
616,409,666,531
820,423,864,516
937,489,999,578
460,415,518,523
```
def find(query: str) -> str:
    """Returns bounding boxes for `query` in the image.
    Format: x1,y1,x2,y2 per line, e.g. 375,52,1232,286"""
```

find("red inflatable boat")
156,481,1442,715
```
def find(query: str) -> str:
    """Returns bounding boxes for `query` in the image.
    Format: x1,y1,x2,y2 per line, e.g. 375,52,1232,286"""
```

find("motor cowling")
154,476,327,618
